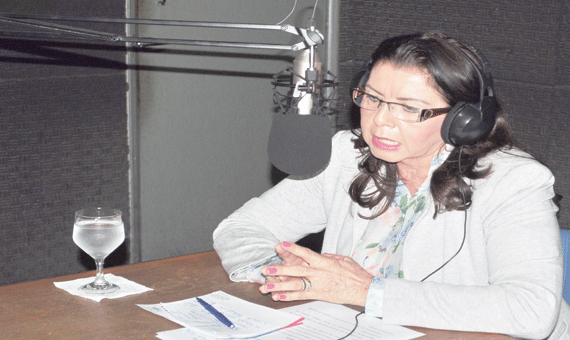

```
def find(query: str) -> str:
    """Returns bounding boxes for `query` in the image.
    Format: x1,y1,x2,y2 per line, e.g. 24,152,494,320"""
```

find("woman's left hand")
260,242,374,306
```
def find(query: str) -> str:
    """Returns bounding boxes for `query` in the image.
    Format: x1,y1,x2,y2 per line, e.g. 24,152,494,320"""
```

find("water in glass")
73,220,125,260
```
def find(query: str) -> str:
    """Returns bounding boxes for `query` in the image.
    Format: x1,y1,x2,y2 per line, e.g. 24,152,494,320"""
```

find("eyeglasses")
352,87,452,122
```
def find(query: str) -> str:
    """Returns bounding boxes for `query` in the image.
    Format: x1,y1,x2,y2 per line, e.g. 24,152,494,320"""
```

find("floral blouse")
352,150,450,316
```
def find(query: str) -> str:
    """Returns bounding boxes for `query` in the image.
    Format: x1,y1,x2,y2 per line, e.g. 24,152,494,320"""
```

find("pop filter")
268,113,331,176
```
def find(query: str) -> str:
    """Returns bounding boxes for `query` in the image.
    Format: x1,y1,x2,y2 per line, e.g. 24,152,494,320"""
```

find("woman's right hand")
259,242,372,306
263,242,309,285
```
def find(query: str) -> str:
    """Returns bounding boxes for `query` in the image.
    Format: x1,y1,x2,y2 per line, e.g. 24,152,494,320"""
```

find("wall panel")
135,0,331,261
0,0,129,285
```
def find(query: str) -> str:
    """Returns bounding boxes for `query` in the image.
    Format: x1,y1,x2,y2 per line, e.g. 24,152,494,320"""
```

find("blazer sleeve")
212,131,353,281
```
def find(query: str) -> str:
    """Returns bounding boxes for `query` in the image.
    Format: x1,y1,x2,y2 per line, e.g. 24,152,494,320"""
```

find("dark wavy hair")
348,32,518,219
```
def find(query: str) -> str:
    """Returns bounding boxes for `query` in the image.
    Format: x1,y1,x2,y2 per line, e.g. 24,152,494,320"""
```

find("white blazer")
214,130,569,339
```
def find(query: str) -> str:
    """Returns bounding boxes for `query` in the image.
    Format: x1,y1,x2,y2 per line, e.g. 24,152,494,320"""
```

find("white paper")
155,301,424,340
155,328,217,340
270,301,424,340
154,324,301,340
138,291,302,339
53,274,153,302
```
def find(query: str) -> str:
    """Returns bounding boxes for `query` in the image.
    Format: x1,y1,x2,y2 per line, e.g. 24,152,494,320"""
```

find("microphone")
268,48,337,176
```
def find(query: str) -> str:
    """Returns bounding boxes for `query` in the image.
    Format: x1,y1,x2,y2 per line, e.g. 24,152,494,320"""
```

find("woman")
213,32,568,339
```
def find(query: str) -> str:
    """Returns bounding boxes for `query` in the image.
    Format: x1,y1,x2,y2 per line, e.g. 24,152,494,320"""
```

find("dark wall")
0,1,129,285
336,0,570,228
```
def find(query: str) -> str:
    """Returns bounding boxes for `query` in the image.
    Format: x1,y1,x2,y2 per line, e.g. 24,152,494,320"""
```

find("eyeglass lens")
353,89,422,122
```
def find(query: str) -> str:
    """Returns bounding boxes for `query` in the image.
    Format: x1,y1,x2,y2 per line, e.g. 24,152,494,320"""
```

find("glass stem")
93,259,107,285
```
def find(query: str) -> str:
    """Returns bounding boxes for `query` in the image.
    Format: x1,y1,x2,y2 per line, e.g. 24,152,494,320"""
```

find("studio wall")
0,1,129,285
134,0,332,262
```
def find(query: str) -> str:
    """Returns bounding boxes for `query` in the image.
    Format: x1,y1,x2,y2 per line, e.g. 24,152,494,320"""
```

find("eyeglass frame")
352,86,452,122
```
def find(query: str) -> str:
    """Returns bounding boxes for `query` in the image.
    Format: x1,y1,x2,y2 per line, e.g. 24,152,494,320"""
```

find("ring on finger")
300,277,312,291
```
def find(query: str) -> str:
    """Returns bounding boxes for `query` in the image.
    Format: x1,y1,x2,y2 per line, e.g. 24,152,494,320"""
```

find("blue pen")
196,297,236,329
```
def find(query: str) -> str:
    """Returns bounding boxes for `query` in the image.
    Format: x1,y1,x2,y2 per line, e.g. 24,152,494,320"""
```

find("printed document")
138,291,302,339
152,299,424,340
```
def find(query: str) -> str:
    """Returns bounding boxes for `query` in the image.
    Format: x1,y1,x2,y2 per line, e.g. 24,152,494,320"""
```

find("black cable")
337,147,468,338
336,312,364,340
421,146,467,282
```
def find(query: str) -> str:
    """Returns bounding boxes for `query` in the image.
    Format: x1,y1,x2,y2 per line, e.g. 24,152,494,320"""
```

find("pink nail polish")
279,294,287,300
268,267,277,275
282,241,292,248
266,283,275,290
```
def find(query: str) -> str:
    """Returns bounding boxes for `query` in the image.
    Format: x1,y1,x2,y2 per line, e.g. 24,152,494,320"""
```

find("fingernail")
279,294,287,300
267,267,277,275
265,283,275,290
282,241,292,248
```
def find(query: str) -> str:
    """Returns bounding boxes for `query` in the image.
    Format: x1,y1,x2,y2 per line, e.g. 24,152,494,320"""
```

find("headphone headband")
440,42,499,146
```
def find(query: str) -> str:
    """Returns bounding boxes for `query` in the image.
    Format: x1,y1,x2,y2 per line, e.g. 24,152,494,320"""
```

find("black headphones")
440,46,499,146
351,44,499,147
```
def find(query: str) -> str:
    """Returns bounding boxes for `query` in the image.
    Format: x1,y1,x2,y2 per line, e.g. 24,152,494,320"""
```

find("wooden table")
0,251,514,339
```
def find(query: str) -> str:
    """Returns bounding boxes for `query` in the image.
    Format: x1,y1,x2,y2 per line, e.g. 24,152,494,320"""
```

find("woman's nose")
372,104,396,127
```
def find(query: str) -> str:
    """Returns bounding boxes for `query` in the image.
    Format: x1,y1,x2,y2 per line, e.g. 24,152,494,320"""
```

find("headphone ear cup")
441,102,488,146
441,94,499,146
441,102,465,146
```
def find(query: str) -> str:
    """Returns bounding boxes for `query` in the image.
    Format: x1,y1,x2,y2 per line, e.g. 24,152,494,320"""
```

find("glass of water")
73,207,125,294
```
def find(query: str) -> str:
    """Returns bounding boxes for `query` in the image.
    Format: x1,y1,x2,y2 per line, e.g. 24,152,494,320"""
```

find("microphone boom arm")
0,13,324,51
